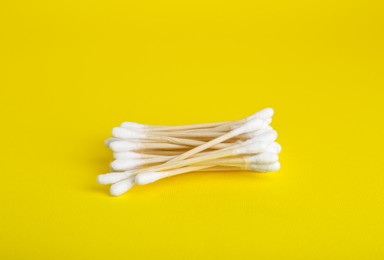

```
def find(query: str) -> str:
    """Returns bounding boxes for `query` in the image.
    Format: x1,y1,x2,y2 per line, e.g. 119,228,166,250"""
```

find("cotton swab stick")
113,127,237,141
114,150,183,158
101,158,281,189
109,140,228,152
166,118,267,163
110,150,279,171
109,140,190,152
106,126,273,149
134,161,281,185
121,121,230,132
115,116,272,140
113,151,170,160
113,149,225,160
119,108,274,132
106,155,281,197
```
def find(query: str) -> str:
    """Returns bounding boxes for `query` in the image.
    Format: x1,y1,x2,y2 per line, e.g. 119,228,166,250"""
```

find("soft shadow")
80,134,112,194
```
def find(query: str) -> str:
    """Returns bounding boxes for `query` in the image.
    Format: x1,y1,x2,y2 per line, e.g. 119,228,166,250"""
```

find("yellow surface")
1,0,384,259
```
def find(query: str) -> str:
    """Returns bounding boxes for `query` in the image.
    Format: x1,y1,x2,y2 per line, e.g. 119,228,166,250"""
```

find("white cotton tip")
249,162,280,172
256,142,281,154
247,108,274,120
113,151,143,160
246,152,279,164
244,126,273,138
250,130,278,143
135,171,165,185
261,144,280,153
110,177,135,196
270,142,282,153
97,172,133,184
112,127,146,139
105,138,120,147
233,141,269,154
264,118,272,124
233,118,266,135
120,122,146,129
111,159,144,171
109,140,141,152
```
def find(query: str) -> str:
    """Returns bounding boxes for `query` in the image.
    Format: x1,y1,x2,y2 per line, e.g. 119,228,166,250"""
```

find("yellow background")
1,0,384,259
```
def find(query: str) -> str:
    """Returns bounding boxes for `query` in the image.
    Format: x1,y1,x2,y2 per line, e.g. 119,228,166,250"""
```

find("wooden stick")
143,136,229,148
148,131,228,138
123,148,228,157
135,160,279,185
164,165,214,177
120,108,273,133
109,140,191,152
122,120,237,132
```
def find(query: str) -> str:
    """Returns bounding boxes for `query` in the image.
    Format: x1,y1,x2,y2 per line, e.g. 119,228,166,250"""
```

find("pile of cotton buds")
98,108,281,196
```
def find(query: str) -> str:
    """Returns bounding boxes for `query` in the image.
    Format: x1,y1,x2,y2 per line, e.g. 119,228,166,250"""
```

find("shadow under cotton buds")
97,108,281,196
